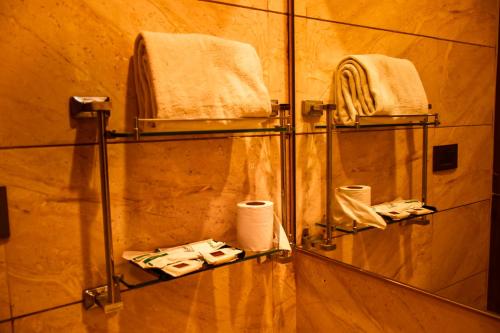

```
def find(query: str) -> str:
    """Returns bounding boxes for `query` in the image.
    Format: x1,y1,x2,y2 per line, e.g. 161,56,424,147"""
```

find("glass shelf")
117,247,280,289
107,127,289,139
315,113,439,130
315,205,437,234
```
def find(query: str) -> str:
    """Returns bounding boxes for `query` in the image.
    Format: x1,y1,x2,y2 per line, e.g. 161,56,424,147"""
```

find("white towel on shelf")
133,32,272,129
335,54,428,125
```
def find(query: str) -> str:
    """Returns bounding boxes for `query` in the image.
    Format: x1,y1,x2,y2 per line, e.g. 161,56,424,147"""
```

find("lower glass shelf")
117,247,280,289
316,205,437,234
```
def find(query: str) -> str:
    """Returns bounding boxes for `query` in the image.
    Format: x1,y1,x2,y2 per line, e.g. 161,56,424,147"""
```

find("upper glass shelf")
107,126,289,139
315,205,437,235
116,247,280,289
315,113,439,130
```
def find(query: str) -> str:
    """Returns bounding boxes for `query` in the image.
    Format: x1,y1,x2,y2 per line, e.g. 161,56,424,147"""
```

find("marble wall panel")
0,0,287,147
202,0,287,12
295,0,497,46
12,260,275,333
296,250,500,333
303,200,490,302
310,220,434,291
430,200,491,292
109,136,281,259
295,18,495,132
296,129,423,240
0,243,11,321
0,322,12,333
435,271,488,311
1,135,280,316
272,261,296,333
0,145,104,316
428,126,493,211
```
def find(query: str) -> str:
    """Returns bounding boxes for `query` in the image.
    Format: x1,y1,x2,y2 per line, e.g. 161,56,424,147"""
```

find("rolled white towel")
133,32,272,121
335,54,428,125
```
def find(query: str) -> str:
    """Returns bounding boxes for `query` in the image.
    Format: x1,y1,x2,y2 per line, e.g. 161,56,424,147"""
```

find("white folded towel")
134,32,272,122
335,54,428,125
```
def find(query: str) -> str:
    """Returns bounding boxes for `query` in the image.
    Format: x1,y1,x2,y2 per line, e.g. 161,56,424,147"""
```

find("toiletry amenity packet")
372,199,425,220
201,247,243,265
161,259,205,277
122,239,228,269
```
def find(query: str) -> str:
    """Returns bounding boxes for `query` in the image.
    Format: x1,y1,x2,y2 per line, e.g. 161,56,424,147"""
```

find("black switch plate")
0,186,9,239
433,144,458,172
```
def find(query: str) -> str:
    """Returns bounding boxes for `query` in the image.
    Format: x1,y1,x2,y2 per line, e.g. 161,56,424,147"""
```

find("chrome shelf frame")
71,96,294,312
302,101,439,249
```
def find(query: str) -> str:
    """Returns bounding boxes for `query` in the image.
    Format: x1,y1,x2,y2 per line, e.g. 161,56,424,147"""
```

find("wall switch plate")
0,186,9,239
433,144,458,172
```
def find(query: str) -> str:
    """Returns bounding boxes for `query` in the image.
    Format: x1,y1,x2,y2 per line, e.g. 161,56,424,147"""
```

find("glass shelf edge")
315,122,436,130
117,247,280,289
107,127,289,138
315,207,437,235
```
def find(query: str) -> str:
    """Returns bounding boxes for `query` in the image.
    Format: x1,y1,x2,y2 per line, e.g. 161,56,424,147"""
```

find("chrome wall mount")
70,96,123,313
302,100,336,117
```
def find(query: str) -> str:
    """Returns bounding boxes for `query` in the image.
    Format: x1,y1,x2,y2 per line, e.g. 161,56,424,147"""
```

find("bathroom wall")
0,1,295,332
296,250,500,333
295,0,497,310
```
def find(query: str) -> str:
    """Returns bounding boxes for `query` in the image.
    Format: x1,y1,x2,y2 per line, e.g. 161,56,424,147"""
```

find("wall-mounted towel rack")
71,96,293,313
302,101,439,250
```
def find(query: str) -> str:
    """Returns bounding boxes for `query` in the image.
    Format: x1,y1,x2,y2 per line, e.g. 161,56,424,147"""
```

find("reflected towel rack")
303,101,439,250
70,96,294,313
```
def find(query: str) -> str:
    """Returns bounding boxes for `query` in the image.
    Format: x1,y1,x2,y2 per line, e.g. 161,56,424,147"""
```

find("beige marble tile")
428,126,493,211
311,220,434,291
202,0,287,12
0,322,12,333
2,136,281,316
0,0,287,147
296,129,423,239
13,260,275,333
295,0,497,46
0,243,11,321
1,145,104,316
109,136,281,256
295,18,495,132
436,271,488,311
272,260,296,333
296,250,500,333
430,201,491,292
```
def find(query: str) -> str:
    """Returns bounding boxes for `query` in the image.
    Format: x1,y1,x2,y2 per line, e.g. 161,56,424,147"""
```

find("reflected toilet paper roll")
334,185,386,229
338,185,372,205
237,200,274,251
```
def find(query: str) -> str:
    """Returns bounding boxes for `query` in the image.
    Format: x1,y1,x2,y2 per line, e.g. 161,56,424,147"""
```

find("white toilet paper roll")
337,185,371,205
334,185,386,229
237,200,274,251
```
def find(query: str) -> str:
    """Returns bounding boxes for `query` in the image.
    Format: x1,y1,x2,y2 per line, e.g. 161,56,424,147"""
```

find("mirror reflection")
294,0,497,314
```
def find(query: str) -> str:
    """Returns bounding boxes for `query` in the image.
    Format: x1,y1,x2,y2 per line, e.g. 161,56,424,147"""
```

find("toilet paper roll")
337,185,371,205
334,185,386,229
237,200,274,251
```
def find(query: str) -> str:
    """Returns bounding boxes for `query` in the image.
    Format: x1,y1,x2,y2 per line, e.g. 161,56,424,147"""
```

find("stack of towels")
334,54,429,125
133,32,272,128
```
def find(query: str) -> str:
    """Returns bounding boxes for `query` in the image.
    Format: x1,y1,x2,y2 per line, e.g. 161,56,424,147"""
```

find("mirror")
293,0,497,314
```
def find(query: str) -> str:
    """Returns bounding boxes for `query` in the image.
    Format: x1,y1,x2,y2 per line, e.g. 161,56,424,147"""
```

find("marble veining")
295,0,497,46
296,251,500,333
0,0,287,147
295,17,495,133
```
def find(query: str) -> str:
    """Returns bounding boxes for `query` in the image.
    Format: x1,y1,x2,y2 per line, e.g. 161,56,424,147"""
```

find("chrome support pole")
422,115,428,205
320,107,336,250
287,0,296,246
96,111,122,312
279,107,288,239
